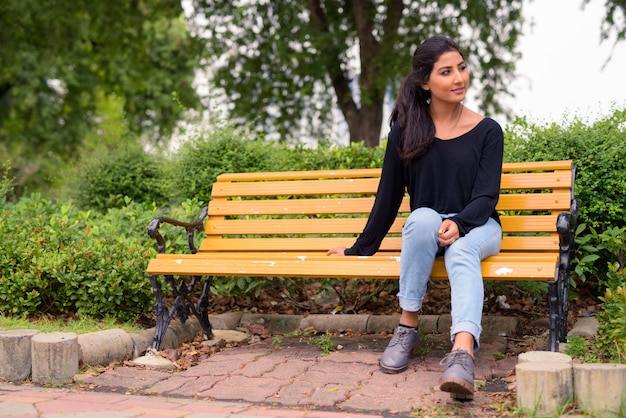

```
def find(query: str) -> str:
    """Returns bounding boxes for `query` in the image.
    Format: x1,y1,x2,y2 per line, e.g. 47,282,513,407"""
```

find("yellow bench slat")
207,192,572,217
212,172,572,198
198,235,559,252
213,160,572,183
501,160,572,172
205,215,558,236
147,253,557,280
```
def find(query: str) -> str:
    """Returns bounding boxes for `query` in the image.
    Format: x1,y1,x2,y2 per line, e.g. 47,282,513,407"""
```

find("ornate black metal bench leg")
149,273,171,352
196,275,214,339
548,281,559,352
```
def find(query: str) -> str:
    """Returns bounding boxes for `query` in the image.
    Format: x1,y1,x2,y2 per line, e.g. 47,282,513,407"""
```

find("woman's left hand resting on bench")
327,247,347,256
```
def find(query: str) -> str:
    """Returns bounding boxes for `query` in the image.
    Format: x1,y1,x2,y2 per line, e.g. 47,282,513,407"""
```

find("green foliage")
309,332,336,356
504,109,626,362
192,0,524,146
0,195,161,322
288,141,386,172
0,161,14,204
565,335,599,363
72,145,172,212
171,128,387,204
597,286,626,360
170,125,285,204
0,314,143,335
504,109,626,230
0,0,202,196
572,223,626,361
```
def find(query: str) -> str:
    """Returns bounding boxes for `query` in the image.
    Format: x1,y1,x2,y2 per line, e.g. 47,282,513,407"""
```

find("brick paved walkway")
0,333,518,417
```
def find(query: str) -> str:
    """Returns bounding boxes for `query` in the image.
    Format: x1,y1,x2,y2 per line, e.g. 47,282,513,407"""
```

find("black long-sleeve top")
345,117,504,256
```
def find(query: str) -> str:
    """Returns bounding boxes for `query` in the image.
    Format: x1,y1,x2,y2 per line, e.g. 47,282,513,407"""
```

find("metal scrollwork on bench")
549,167,579,352
146,206,213,352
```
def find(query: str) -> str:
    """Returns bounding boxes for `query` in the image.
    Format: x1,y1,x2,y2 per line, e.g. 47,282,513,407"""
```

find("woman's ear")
421,81,430,91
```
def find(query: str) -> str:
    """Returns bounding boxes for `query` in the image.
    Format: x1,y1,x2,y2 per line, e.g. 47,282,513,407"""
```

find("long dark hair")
390,35,464,161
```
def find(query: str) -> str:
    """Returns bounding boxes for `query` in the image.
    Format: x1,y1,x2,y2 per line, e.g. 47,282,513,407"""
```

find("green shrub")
72,144,172,211
288,140,386,172
170,124,285,204
597,285,626,360
171,127,387,204
0,195,162,322
0,161,14,205
504,108,626,230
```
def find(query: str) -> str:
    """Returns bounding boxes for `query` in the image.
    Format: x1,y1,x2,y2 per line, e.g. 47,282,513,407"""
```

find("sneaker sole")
439,377,474,400
379,361,408,374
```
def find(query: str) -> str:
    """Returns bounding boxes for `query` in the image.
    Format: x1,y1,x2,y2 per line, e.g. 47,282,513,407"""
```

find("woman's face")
421,50,469,104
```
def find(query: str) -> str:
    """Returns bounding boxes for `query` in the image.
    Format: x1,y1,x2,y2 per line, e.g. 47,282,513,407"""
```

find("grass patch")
0,314,145,335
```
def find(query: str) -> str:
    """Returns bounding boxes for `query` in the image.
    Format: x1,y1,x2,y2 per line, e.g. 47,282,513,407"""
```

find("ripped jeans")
397,207,502,351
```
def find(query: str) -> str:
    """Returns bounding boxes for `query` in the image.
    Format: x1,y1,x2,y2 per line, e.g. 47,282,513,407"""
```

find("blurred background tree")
191,0,525,147
1,0,625,198
0,0,204,196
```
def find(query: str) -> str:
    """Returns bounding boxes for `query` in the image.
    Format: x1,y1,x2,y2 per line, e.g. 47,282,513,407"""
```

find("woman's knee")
404,207,441,231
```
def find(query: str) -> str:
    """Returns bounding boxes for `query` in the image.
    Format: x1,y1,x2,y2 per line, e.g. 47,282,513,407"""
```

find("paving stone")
274,381,318,406
199,375,285,403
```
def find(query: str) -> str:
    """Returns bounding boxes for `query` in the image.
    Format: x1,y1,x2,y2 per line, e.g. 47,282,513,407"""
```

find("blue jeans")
398,207,502,351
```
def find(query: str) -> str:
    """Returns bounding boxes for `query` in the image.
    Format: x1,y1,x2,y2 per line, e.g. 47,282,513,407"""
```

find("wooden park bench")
146,160,578,352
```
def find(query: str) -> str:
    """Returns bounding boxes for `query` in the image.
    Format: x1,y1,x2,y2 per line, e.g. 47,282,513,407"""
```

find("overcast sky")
498,0,626,125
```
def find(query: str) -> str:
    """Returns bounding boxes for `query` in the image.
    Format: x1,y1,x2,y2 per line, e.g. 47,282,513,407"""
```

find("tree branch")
303,0,358,118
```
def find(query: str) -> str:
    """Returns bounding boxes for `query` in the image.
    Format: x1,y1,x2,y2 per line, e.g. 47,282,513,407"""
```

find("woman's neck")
429,102,465,127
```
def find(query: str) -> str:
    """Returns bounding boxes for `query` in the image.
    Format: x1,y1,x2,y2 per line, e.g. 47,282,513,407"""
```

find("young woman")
327,35,504,400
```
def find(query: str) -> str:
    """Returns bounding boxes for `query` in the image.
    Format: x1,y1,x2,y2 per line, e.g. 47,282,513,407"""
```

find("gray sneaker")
439,349,475,400
379,326,420,373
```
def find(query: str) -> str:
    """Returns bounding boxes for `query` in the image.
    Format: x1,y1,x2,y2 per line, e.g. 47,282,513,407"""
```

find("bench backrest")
202,160,575,255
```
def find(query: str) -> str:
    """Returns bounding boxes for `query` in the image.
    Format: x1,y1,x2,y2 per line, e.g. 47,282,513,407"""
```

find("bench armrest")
147,206,208,254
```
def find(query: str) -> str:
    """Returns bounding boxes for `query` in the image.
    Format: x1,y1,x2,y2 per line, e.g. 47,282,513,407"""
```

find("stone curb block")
516,361,573,417
301,314,369,333
0,329,39,381
78,329,134,367
240,314,304,334
518,350,572,365
516,350,626,417
31,332,79,385
574,363,626,415
567,317,599,338
210,312,244,330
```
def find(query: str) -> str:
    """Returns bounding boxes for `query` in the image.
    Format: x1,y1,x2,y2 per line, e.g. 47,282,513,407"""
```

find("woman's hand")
326,247,347,256
438,219,460,247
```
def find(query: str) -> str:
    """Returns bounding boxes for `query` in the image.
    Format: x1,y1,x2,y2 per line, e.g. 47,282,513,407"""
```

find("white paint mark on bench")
252,261,276,266
495,267,514,276
175,260,183,264
297,256,307,261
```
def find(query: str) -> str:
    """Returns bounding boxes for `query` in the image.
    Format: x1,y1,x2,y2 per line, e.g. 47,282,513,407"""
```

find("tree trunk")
343,101,384,147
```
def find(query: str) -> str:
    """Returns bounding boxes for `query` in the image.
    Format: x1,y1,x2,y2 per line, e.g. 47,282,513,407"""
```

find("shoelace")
388,327,417,349
440,349,473,371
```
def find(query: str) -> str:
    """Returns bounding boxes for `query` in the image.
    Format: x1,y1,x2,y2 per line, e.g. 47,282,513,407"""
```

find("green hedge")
504,109,626,230
0,195,161,321
72,144,173,212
